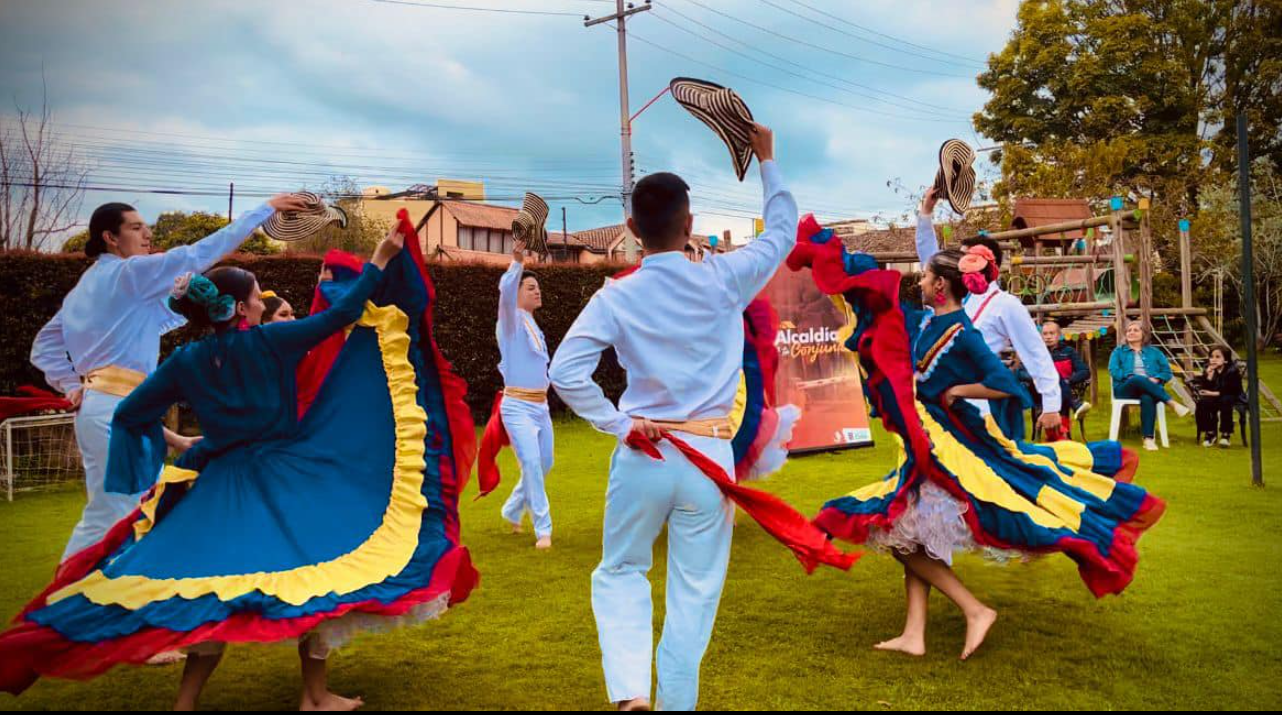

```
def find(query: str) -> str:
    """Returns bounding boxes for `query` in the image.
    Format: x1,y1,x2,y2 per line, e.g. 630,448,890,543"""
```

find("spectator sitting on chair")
1019,320,1091,438
1189,345,1243,448
1109,320,1191,451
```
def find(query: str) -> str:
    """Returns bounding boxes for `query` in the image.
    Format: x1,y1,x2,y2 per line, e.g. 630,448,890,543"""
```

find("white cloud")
0,0,1018,234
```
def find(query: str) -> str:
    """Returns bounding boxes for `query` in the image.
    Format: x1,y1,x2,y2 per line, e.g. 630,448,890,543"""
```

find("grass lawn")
2,359,1280,710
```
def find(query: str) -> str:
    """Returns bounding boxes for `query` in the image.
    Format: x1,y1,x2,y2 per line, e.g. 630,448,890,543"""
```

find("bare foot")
509,521,524,534
535,536,552,550
873,634,925,656
301,692,364,711
146,649,186,666
617,697,651,711
960,607,997,660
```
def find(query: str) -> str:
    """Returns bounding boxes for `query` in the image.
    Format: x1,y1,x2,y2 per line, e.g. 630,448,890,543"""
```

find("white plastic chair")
1108,374,1169,447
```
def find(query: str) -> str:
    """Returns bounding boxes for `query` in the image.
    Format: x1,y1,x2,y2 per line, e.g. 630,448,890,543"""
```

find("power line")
649,10,966,120
615,24,968,125
0,118,620,165
655,3,971,115
763,0,989,66
0,179,616,204
668,0,974,78
67,146,626,183
26,135,626,185
368,0,586,18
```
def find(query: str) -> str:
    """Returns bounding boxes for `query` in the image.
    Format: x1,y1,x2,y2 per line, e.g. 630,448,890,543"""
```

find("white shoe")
1143,438,1159,451
1202,439,1214,447
1073,402,1092,420
1219,438,1231,448
1171,401,1191,418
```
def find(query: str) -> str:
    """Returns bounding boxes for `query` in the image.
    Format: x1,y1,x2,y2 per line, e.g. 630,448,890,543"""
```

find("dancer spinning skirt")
787,213,1163,610
0,215,477,701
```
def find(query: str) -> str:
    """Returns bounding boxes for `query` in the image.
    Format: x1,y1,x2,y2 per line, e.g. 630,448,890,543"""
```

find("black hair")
171,266,257,332
961,235,1003,267
85,202,137,258
927,249,969,303
262,295,287,323
631,172,691,250
520,270,540,286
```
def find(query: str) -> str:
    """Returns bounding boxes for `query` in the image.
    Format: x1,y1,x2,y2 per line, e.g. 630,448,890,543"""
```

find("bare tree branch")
0,73,89,251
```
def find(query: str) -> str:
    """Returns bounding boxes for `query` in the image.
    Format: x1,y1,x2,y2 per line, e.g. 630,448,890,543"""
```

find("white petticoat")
866,480,1026,566
185,592,451,660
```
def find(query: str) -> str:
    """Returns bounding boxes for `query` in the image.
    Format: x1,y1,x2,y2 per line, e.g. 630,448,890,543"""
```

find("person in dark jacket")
1190,345,1244,448
1017,320,1090,438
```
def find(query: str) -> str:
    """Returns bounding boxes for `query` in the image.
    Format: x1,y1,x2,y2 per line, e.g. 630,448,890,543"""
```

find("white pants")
62,390,144,562
593,434,735,711
499,397,555,538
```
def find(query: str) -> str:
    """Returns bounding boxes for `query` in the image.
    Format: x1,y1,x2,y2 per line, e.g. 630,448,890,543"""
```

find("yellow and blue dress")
0,240,477,693
787,215,1162,597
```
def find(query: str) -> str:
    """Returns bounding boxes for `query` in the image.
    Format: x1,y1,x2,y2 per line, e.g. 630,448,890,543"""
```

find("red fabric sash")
475,391,508,499
624,429,858,574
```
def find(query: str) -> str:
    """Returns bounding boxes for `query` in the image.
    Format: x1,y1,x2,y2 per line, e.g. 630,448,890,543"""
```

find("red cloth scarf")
625,428,858,574
475,391,508,499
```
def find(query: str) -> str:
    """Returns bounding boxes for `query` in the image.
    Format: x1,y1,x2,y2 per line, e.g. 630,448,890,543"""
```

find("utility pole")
585,0,652,261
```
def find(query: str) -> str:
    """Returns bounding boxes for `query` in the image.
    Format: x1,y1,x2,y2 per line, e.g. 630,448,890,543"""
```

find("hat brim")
934,140,977,214
671,77,756,182
513,220,549,255
264,205,349,242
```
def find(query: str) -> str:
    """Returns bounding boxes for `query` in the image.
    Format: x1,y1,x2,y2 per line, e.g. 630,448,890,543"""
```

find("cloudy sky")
0,0,1018,243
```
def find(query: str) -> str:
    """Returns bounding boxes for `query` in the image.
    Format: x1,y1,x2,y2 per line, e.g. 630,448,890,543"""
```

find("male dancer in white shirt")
551,123,796,711
495,241,555,549
31,193,306,562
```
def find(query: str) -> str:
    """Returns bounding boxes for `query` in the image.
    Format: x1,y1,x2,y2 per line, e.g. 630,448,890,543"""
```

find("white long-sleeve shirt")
496,259,550,391
914,213,1062,413
30,203,277,393
550,160,798,441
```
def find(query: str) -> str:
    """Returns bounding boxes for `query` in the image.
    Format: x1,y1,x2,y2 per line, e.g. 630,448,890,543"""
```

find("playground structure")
865,198,1282,421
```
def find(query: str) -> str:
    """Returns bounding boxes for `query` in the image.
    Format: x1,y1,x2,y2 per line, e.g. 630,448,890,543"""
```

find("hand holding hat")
267,193,311,213
262,191,349,242
512,193,549,256
749,122,774,163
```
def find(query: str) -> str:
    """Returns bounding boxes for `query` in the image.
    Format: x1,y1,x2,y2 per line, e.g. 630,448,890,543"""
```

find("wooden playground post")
1109,201,1130,337
1085,225,1098,406
1179,219,1196,372
1139,207,1154,332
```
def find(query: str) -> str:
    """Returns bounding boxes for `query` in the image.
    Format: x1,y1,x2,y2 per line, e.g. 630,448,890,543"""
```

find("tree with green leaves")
1194,158,1282,346
975,0,1281,262
62,211,280,255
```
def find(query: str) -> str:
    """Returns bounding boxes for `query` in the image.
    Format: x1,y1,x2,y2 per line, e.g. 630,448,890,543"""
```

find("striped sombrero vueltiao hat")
932,139,977,214
512,192,550,255
670,77,756,182
262,191,349,242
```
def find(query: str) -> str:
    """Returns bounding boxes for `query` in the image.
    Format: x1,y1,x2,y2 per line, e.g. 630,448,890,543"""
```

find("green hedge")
0,252,631,420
